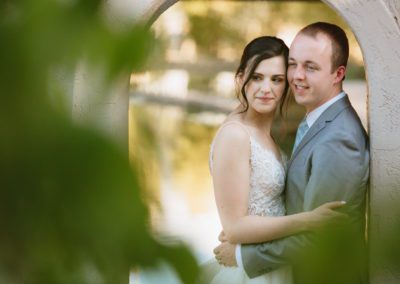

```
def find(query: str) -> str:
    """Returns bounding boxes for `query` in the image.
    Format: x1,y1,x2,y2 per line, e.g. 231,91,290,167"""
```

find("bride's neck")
236,107,274,135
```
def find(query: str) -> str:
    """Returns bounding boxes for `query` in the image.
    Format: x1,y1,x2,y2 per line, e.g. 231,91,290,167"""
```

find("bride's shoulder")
215,120,250,143
211,120,250,155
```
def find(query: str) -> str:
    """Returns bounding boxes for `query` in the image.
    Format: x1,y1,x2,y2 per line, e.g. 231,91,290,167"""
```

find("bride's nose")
260,80,271,94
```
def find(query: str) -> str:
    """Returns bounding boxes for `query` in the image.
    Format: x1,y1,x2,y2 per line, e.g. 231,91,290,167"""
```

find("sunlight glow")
213,71,236,98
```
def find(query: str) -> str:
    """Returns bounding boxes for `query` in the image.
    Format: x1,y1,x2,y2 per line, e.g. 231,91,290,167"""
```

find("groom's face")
287,33,338,112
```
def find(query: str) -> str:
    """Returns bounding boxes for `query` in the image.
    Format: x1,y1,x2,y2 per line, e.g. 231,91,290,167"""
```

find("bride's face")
241,56,286,115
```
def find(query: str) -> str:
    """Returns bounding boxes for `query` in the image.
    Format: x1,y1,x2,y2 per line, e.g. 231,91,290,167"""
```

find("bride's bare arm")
219,202,346,244
212,125,346,244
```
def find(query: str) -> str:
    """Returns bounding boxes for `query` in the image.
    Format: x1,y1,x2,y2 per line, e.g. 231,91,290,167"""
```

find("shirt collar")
305,91,346,128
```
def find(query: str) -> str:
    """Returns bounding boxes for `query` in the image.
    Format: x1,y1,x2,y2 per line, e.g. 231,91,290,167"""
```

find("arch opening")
128,1,400,283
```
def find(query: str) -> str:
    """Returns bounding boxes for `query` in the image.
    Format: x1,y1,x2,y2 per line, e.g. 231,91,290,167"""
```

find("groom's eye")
306,65,318,71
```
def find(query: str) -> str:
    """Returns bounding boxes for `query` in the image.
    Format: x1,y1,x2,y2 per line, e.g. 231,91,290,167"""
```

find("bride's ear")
235,75,242,95
236,72,244,88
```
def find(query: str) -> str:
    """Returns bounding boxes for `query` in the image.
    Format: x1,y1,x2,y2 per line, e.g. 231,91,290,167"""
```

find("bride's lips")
255,96,274,103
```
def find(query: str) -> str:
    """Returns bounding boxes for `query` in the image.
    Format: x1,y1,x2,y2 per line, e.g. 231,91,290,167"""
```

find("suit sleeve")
241,132,369,278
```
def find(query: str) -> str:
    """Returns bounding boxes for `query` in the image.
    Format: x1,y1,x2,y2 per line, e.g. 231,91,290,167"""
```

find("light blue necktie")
292,117,309,154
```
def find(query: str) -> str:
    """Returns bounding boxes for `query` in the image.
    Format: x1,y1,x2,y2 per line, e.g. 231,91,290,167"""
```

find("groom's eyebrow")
289,58,319,66
304,60,320,67
304,60,317,64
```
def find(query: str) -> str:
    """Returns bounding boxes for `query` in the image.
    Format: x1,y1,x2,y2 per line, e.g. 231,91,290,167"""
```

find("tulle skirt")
199,259,292,284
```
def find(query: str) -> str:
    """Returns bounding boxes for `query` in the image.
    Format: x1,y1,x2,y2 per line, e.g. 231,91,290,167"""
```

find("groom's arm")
241,229,312,277
241,132,369,278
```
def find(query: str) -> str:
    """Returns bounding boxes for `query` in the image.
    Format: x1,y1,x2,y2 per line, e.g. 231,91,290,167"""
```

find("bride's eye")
272,76,285,84
251,74,262,81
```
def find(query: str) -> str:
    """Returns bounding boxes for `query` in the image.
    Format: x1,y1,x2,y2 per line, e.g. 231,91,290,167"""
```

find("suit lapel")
288,96,352,168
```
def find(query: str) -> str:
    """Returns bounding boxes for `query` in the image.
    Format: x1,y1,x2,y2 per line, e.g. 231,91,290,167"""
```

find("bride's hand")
306,201,348,230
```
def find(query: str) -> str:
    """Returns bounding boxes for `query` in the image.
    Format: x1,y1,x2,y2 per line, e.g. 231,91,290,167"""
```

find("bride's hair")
235,36,290,116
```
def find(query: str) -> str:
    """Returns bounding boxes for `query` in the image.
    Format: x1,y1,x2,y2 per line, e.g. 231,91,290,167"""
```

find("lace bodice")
209,122,287,217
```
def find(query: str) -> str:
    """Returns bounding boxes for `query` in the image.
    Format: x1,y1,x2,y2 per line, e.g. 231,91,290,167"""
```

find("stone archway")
74,0,400,282
138,1,400,282
315,2,400,282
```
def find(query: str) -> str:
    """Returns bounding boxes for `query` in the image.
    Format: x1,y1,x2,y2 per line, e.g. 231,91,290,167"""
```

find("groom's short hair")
298,22,349,72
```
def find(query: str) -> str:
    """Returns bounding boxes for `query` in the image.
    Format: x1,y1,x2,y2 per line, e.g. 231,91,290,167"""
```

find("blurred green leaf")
0,0,198,283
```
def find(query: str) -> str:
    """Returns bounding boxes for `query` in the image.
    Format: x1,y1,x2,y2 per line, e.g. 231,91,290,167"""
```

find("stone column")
324,0,400,282
71,0,168,151
72,64,130,150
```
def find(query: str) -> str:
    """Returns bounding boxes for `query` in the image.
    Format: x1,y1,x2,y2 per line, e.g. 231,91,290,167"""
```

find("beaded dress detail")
209,122,287,218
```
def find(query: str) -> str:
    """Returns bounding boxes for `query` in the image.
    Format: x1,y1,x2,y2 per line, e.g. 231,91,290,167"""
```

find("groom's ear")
333,66,346,83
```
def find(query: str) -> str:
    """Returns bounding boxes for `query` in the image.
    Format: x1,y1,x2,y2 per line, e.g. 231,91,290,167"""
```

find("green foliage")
189,10,243,57
293,222,369,284
162,2,364,79
0,0,197,283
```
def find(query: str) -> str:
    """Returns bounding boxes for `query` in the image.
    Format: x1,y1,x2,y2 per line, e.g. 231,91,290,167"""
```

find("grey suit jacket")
241,95,369,283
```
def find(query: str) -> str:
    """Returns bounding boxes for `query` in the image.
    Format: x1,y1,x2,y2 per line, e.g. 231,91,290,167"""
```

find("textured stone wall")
71,0,159,150
71,0,182,150
324,1,400,282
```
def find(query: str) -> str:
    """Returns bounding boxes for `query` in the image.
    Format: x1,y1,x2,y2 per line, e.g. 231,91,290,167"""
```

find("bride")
201,36,346,283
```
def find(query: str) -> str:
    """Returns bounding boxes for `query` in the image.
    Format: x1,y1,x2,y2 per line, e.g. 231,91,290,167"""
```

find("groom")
214,22,369,283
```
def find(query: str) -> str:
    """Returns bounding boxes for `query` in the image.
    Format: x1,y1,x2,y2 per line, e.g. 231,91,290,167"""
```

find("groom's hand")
213,241,237,267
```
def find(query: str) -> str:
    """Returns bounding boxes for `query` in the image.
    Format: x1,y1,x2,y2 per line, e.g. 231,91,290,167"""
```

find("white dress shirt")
235,91,347,269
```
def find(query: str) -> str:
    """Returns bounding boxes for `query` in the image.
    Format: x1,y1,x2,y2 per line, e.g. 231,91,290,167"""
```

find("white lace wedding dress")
201,121,292,284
